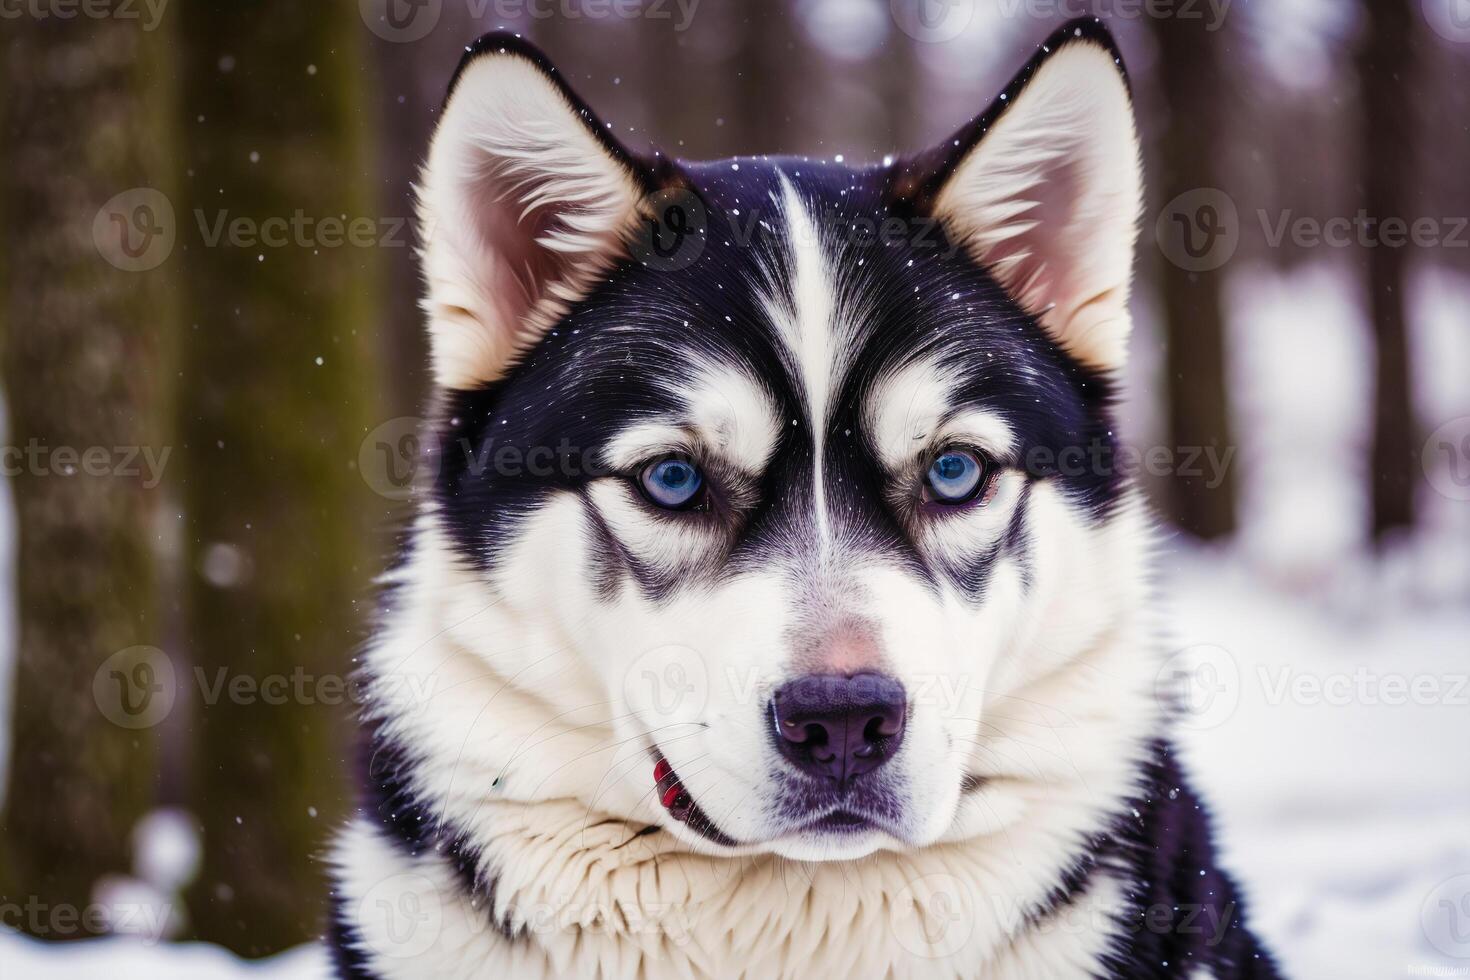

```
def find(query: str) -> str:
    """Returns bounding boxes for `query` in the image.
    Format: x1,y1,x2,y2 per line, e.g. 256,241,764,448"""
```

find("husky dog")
330,18,1279,979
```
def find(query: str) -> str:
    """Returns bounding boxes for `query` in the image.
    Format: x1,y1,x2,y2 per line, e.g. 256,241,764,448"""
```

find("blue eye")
639,458,706,509
925,449,987,504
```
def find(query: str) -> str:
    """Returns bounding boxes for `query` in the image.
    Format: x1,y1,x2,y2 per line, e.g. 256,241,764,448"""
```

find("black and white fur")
329,19,1281,979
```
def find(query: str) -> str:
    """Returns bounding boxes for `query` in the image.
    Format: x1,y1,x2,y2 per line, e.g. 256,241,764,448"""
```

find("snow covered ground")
1146,260,1470,978
1167,545,1470,979
0,929,330,979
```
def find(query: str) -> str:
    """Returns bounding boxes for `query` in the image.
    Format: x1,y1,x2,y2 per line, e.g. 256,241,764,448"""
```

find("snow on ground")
1165,544,1470,979
1160,260,1470,978
0,928,330,979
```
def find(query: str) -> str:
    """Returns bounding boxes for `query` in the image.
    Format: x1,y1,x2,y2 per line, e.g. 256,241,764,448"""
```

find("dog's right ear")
418,34,653,390
891,19,1142,373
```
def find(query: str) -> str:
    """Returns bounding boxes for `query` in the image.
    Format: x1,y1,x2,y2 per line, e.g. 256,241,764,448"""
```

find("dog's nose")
770,673,907,783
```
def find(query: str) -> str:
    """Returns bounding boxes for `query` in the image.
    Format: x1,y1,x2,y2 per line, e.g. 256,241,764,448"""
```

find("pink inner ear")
489,187,562,324
931,40,1142,371
984,154,1091,320
416,51,643,389
459,153,575,331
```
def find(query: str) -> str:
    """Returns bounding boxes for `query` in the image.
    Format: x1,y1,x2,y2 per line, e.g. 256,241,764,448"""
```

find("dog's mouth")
648,749,739,847
803,809,874,833
649,747,898,847
779,797,900,840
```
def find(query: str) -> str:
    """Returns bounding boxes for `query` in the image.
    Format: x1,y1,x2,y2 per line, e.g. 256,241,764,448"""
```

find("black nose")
770,673,907,784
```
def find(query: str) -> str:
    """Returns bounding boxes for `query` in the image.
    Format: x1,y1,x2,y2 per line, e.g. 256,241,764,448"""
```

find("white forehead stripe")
763,174,850,545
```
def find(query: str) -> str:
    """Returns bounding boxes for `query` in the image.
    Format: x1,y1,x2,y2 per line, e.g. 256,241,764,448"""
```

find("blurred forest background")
1,0,1468,968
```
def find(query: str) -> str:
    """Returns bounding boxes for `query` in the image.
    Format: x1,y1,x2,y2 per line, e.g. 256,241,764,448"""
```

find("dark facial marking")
434,160,1122,603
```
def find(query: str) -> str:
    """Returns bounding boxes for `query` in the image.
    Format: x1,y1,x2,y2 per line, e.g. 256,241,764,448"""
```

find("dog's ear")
895,20,1142,372
418,34,653,389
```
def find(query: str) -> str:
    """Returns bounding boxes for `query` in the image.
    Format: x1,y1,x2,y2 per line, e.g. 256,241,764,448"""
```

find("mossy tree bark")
175,0,380,955
0,14,179,928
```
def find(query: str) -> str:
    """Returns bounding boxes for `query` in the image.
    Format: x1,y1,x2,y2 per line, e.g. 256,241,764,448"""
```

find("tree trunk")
0,15,178,929
630,7,692,155
729,0,796,154
175,0,380,955
364,8,479,420
1357,0,1417,540
881,26,924,155
1151,15,1239,539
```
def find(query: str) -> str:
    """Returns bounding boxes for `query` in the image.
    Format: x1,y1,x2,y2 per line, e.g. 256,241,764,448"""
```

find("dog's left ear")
417,34,654,390
896,20,1142,372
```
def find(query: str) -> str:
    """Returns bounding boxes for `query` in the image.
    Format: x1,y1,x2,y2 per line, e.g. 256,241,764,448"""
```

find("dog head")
408,20,1150,861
